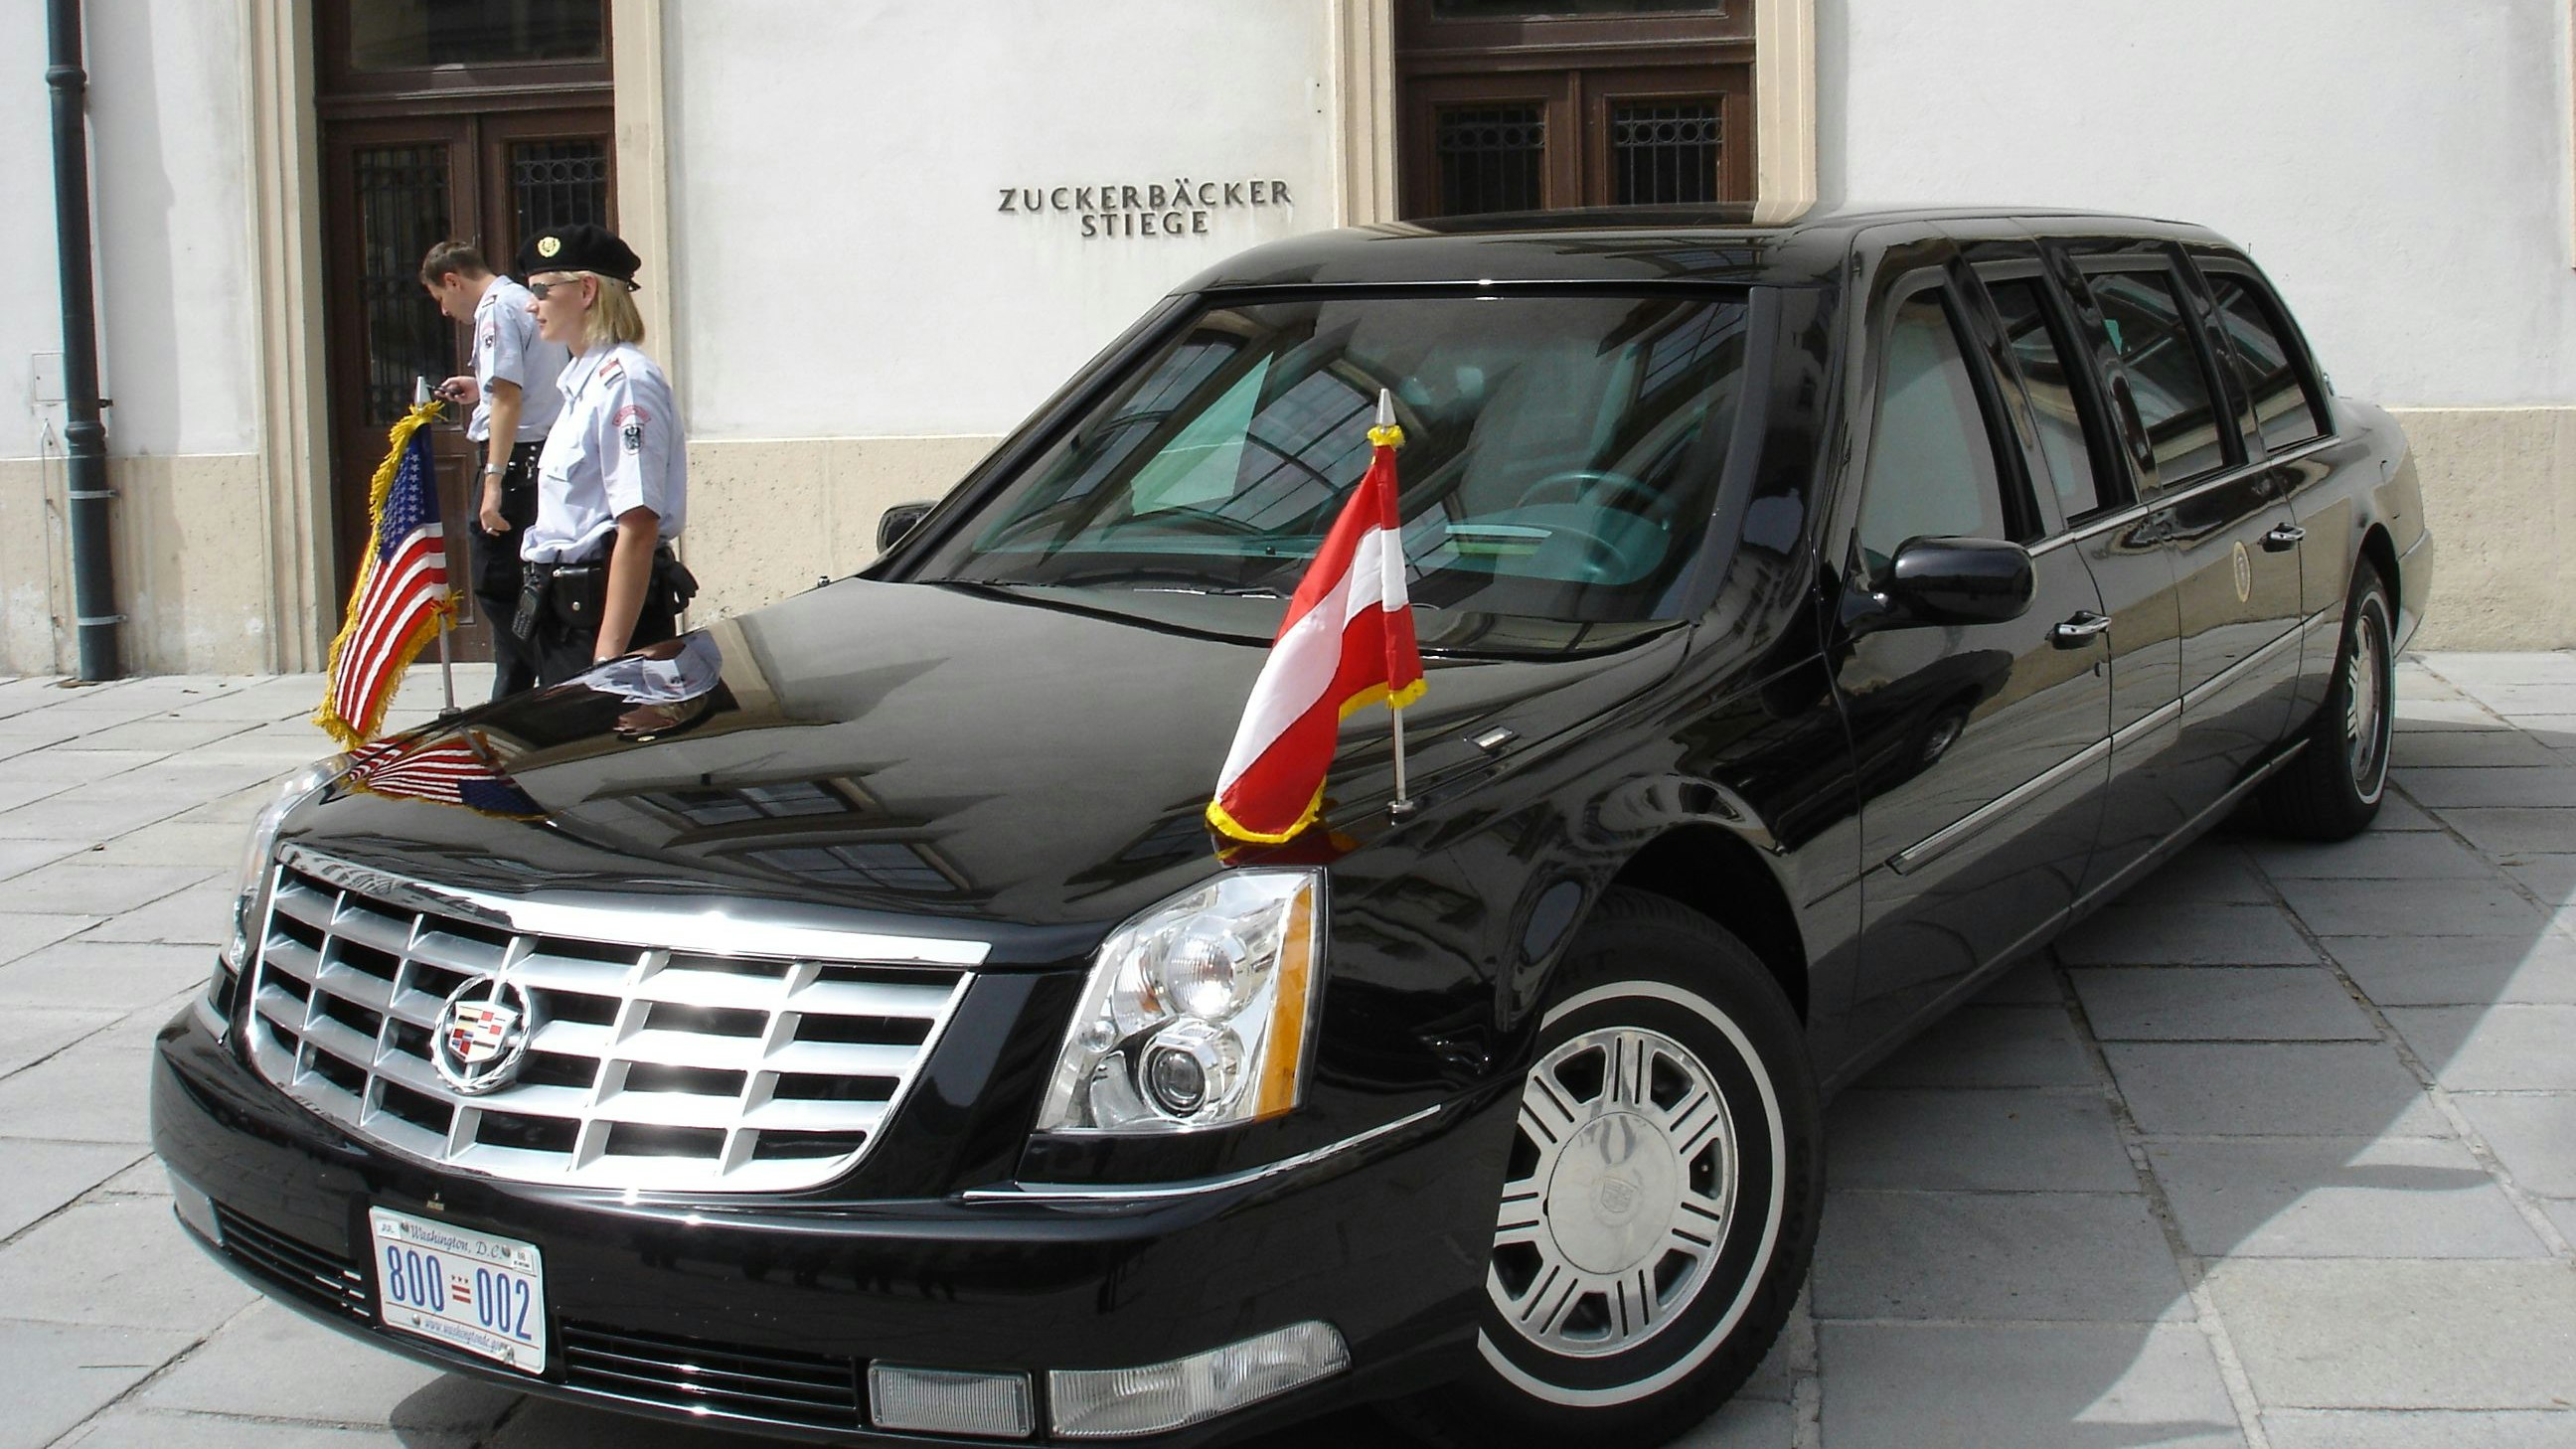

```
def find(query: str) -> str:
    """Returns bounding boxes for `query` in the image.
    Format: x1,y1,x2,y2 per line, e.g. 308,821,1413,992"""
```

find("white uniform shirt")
467,277,568,443
522,342,688,564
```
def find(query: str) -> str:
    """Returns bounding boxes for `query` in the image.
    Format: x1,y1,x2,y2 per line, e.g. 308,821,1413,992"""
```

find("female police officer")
512,223,694,687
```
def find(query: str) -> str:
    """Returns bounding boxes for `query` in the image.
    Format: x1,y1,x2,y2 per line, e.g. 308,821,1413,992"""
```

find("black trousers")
470,442,543,700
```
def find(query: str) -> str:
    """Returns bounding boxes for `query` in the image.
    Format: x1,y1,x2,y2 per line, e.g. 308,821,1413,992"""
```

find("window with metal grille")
512,139,610,241
1436,104,1547,215
348,0,603,71
744,844,962,894
1610,100,1720,206
1434,0,1719,13
646,780,859,828
355,146,453,426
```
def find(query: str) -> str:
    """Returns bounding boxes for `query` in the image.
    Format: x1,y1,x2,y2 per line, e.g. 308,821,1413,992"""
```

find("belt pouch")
546,564,607,632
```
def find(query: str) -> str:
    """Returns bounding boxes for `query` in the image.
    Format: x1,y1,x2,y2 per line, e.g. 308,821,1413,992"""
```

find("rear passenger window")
1986,278,2112,521
2089,269,2228,485
2207,274,2327,451
1855,291,2022,578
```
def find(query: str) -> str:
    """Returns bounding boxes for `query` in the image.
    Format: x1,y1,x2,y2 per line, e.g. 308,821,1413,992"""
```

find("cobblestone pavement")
1,656,2571,1449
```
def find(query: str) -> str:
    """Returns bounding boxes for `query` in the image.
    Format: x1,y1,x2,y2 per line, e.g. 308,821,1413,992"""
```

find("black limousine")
153,205,2428,1447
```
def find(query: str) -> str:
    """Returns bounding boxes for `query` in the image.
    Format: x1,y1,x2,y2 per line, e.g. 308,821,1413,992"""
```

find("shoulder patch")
614,402,649,453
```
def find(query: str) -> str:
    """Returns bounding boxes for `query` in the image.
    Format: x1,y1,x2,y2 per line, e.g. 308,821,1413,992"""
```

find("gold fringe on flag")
313,399,454,747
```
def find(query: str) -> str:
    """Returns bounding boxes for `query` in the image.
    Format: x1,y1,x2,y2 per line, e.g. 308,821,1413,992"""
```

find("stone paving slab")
2384,1005,2576,1090
1849,1005,2094,1088
2450,1093,2576,1198
1826,1088,2140,1191
133,1300,520,1432
2326,934,2576,1006
2144,1136,2551,1258
2057,901,2322,966
2071,965,2379,1041
1813,1191,2188,1322
0,655,2567,1449
1816,1323,2239,1449
0,1321,204,1449
2103,1041,2454,1136
2205,1259,2576,1409
2260,1409,2576,1449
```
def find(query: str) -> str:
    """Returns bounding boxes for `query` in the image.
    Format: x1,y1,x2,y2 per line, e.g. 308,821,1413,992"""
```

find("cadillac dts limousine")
152,205,2429,1447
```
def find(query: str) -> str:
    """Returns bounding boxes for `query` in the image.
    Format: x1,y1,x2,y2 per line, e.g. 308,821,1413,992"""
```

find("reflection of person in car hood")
582,633,724,739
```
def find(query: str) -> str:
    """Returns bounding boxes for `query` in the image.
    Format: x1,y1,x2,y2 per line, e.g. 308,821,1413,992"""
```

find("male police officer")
422,241,568,698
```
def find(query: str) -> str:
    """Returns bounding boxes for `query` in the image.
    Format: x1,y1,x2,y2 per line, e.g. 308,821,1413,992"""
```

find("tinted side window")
2207,274,2327,451
2089,269,2227,485
1986,277,2112,521
1856,292,2014,577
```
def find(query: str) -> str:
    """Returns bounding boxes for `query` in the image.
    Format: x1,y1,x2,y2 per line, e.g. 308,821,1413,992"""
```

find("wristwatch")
481,464,506,478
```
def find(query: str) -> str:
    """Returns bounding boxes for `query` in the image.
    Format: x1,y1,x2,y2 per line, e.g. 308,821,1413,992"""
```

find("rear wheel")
2257,565,2394,841
1391,889,1821,1448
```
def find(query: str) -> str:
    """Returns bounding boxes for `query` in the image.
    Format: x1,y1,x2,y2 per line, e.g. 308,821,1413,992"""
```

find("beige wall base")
1,451,274,676
2393,406,2576,652
3,412,2566,676
680,434,1002,623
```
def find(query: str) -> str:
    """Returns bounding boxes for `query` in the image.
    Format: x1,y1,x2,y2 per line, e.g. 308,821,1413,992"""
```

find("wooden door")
318,111,613,663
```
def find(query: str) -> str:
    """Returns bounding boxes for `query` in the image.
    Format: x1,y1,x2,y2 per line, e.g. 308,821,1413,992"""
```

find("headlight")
219,754,347,976
1036,870,1324,1133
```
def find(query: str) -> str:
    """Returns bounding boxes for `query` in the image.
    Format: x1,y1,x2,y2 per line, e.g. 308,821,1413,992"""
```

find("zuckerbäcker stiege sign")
999,177,1295,238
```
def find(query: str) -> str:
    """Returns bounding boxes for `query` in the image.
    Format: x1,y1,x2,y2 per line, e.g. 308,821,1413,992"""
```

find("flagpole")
416,376,459,718
1377,388,1418,821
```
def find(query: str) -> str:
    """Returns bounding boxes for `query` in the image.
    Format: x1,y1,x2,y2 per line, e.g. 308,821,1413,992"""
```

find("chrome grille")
243,853,974,1194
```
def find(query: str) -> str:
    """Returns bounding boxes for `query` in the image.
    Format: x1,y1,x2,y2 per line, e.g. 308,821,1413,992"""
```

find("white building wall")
665,1,1335,440
0,4,62,462
662,1,1339,617
1824,0,2576,643
0,0,267,673
1825,0,2574,408
84,0,261,455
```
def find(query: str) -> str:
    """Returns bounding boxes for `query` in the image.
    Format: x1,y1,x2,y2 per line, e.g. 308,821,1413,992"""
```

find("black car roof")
1178,203,2234,292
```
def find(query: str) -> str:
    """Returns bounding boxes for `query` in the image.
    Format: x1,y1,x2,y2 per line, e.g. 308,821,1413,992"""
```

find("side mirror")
1860,537,2036,629
877,500,936,554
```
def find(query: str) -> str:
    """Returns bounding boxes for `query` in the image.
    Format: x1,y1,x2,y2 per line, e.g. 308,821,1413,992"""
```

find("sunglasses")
526,276,586,299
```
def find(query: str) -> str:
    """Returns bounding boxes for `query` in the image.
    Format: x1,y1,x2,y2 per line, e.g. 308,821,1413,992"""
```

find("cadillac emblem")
432,974,536,1095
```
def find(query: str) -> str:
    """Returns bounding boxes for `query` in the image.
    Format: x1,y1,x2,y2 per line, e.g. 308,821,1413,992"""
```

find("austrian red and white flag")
1207,398,1425,845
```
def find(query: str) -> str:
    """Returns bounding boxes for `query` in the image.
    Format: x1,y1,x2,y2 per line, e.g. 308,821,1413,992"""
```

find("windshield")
910,291,1754,623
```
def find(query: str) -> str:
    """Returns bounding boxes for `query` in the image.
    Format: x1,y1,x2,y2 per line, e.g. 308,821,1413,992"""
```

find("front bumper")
150,1010,1499,1445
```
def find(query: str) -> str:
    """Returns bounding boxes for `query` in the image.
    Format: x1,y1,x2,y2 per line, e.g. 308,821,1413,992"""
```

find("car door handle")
2263,524,2307,553
2053,611,2112,647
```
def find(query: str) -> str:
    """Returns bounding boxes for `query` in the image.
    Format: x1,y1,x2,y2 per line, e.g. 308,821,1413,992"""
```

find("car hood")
282,579,1685,960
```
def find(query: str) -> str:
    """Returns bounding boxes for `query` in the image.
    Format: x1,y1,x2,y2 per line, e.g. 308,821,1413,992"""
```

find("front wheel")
2256,565,2394,841
1392,889,1821,1448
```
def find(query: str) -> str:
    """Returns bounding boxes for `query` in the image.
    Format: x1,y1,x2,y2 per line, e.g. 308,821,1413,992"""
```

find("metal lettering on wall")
998,177,1295,239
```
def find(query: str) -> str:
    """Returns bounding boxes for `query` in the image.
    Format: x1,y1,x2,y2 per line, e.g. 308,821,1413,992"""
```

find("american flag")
316,402,453,745
348,736,544,817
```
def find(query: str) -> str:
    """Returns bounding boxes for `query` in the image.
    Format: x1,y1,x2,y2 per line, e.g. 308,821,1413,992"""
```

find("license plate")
368,1208,548,1374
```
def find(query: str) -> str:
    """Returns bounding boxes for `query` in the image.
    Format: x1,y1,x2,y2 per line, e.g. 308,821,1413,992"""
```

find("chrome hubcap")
2346,602,2390,799
1488,1026,1737,1358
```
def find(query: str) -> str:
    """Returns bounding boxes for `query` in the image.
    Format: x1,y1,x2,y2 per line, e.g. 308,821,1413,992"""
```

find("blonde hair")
572,271,647,350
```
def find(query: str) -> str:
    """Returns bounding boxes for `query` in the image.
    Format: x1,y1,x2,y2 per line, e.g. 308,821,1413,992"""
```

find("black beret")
517,223,642,289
